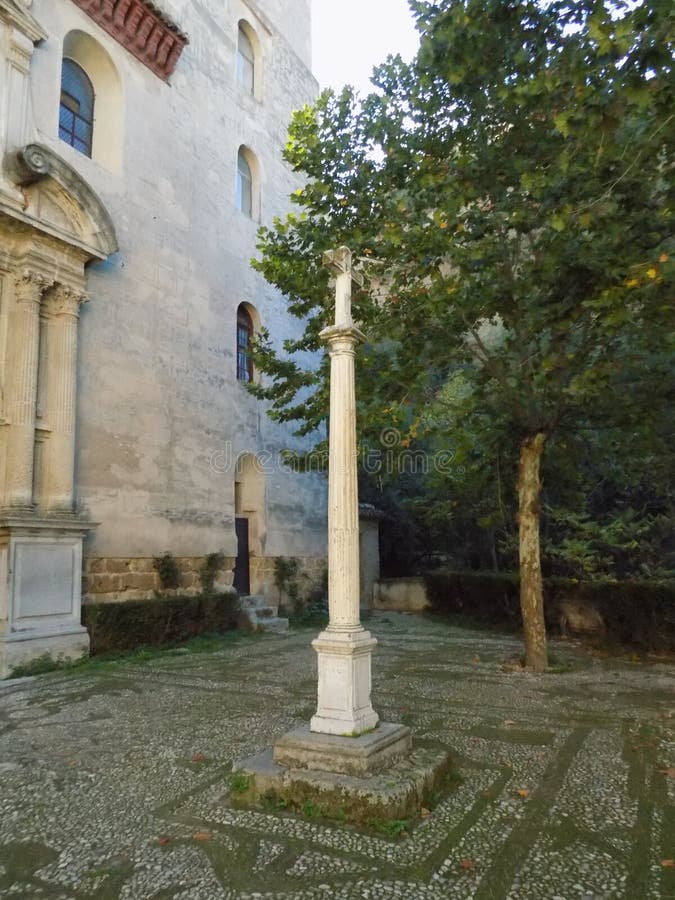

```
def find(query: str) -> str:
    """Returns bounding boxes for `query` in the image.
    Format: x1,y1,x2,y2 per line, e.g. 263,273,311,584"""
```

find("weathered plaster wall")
19,0,326,574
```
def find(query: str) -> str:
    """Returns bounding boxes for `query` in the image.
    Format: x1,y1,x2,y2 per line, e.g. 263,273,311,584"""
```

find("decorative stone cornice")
0,0,48,44
69,0,188,81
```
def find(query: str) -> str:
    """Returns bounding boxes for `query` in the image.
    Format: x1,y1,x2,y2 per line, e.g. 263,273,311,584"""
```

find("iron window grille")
59,59,95,157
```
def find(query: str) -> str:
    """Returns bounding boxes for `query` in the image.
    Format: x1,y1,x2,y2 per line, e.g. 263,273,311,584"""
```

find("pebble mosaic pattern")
0,613,673,899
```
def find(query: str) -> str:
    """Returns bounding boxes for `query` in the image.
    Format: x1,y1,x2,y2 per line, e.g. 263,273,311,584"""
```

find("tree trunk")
517,432,548,672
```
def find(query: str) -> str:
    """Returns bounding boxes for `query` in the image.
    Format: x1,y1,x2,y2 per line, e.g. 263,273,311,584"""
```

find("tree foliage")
251,0,674,669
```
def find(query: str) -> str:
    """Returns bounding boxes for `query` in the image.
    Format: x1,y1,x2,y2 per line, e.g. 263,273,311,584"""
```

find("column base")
275,722,411,776
311,627,378,736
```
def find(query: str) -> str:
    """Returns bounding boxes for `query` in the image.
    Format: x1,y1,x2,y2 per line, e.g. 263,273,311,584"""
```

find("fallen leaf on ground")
157,836,171,846
659,768,675,778
420,807,431,818
661,859,675,868
504,720,516,727
515,788,530,798
473,656,481,663
481,791,495,799
191,753,207,763
459,858,476,872
193,832,210,841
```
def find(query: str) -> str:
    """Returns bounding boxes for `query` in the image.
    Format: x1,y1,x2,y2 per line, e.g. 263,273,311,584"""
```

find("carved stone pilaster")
2,270,51,510
0,4,46,180
37,283,87,513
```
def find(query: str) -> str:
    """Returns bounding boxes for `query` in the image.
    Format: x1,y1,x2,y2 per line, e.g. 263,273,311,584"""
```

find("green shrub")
153,552,181,589
199,552,225,595
424,571,521,627
424,570,675,652
82,593,240,656
274,556,300,608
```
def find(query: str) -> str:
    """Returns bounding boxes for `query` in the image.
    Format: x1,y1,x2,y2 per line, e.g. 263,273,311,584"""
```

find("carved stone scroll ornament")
12,143,119,260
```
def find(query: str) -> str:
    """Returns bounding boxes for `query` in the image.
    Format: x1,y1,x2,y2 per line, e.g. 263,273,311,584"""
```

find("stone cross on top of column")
322,246,364,328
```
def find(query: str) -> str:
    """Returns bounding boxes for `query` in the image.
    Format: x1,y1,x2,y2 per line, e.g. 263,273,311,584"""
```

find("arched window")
237,304,254,382
59,59,95,157
237,25,255,94
59,31,123,171
236,149,253,217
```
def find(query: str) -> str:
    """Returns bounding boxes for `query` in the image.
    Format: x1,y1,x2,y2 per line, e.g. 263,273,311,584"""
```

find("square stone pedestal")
0,516,91,678
234,737,452,826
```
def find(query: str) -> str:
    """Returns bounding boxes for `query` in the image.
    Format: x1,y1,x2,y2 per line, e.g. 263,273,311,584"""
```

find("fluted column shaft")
324,328,363,631
3,272,49,509
40,285,86,513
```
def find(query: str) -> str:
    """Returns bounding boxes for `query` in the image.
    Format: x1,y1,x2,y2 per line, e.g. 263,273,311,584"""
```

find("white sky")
311,0,419,96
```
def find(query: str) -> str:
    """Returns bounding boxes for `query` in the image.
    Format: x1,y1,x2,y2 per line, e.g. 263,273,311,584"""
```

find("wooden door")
233,517,250,595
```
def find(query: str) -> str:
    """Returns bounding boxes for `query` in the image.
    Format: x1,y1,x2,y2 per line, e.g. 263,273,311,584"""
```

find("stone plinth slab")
0,516,92,678
235,744,452,825
274,722,411,776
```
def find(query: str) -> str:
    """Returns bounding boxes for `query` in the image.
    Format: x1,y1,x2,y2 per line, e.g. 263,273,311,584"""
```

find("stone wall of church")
20,0,327,577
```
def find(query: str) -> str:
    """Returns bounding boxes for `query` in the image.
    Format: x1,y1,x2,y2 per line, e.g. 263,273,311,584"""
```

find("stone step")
240,595,270,610
257,616,289,635
240,607,289,635
251,605,277,619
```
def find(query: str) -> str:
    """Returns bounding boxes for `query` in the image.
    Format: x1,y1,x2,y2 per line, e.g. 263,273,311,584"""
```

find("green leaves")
249,0,673,574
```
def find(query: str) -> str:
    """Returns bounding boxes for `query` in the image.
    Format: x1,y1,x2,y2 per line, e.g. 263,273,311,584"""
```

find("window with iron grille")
237,306,254,382
237,25,255,94
59,59,95,157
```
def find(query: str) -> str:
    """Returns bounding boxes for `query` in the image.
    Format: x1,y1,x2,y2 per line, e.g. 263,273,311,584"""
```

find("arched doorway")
233,453,265,596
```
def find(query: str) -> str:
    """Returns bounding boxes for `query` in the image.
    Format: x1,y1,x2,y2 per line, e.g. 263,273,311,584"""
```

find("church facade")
0,0,328,676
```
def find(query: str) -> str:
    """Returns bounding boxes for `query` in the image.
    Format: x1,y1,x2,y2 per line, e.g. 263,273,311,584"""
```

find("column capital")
42,283,88,319
14,271,52,306
320,323,367,351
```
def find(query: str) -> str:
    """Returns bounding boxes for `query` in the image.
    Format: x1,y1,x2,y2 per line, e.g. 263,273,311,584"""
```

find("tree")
251,0,673,671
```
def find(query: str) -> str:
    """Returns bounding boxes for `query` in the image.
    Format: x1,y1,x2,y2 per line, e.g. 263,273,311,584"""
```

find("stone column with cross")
309,246,379,736
241,248,415,788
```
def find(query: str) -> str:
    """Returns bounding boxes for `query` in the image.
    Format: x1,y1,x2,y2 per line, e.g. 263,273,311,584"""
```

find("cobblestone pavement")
1,612,674,899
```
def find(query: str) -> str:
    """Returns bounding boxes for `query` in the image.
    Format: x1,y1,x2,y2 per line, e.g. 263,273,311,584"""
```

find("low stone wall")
82,556,235,603
82,556,326,604
373,577,430,613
